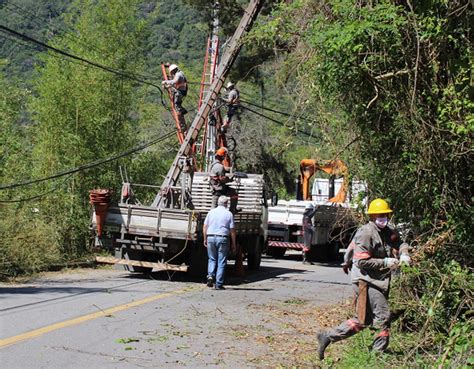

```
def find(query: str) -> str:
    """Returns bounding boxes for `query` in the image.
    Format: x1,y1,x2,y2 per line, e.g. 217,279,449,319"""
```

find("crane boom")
152,0,264,208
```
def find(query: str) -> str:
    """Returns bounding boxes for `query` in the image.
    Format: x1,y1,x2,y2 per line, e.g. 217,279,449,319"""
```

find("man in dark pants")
203,195,237,290
302,203,317,264
221,81,240,133
209,147,238,213
162,64,188,131
316,198,411,359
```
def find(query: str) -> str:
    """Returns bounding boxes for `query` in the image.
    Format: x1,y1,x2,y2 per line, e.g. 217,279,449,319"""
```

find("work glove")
400,253,411,266
341,263,351,275
384,257,400,270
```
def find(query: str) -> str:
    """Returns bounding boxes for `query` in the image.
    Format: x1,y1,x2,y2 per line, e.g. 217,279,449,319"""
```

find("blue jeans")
207,236,230,288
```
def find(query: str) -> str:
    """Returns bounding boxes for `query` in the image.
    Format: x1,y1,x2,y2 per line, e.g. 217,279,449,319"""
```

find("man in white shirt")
203,196,237,289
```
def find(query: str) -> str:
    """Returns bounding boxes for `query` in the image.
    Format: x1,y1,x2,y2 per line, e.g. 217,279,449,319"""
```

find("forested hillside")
0,0,472,367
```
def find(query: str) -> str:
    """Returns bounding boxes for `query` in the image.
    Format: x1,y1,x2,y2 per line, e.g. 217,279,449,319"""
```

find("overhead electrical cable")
3,1,163,84
3,1,110,58
240,98,313,122
0,130,176,191
0,24,168,107
240,104,315,138
0,175,73,203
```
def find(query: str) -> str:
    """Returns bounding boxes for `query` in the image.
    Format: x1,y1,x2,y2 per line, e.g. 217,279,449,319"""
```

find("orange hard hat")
215,147,227,156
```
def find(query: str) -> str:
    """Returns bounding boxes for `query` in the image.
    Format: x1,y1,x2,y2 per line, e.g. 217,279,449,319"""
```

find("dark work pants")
211,186,238,212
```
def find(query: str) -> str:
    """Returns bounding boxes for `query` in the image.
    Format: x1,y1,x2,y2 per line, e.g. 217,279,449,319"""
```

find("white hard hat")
169,64,178,73
305,203,314,210
226,81,234,89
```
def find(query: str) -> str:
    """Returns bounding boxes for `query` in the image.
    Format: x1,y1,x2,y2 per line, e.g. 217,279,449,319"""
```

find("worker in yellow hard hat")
316,198,411,360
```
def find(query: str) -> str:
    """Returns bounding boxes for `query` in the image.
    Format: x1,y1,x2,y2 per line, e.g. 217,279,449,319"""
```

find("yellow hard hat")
367,198,393,214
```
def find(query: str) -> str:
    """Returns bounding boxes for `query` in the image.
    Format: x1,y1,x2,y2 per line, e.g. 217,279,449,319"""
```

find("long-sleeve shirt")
302,206,317,228
351,221,408,291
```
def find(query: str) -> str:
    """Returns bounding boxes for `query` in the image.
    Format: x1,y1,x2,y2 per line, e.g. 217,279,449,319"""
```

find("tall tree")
29,0,148,255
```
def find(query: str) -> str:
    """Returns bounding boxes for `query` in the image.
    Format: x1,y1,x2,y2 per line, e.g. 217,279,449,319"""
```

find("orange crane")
299,159,349,203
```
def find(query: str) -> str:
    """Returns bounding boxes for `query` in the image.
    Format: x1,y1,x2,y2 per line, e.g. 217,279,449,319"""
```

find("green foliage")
0,0,71,84
250,0,473,249
0,206,62,277
0,67,30,182
249,0,473,365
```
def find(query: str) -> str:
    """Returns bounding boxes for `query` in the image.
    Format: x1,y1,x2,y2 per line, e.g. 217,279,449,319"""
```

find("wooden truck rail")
93,205,264,242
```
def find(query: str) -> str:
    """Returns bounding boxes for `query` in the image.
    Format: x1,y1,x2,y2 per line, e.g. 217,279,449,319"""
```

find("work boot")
317,332,330,360
302,252,314,265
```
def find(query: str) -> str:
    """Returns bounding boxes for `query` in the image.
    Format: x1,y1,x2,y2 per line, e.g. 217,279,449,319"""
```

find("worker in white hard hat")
221,81,240,133
162,64,188,131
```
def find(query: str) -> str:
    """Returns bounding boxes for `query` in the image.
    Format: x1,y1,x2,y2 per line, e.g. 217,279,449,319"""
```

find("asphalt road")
0,252,352,368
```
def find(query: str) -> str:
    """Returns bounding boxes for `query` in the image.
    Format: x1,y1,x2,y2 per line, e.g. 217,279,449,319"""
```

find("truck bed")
93,172,265,240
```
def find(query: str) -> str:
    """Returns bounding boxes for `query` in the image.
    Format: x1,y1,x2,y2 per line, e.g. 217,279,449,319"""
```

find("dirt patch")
225,298,354,367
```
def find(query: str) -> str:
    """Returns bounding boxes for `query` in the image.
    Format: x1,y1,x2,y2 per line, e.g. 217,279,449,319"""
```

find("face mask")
375,217,388,229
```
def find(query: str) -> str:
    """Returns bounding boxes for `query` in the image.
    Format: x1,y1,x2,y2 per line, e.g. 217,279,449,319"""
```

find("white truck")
90,0,266,275
266,177,366,261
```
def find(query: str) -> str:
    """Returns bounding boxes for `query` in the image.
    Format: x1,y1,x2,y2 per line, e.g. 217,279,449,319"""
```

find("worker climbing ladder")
151,0,264,209
90,0,266,275
161,64,187,144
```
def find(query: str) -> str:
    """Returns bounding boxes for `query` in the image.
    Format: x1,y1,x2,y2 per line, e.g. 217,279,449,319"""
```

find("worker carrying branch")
316,198,411,360
209,147,239,213
162,64,188,129
221,81,240,133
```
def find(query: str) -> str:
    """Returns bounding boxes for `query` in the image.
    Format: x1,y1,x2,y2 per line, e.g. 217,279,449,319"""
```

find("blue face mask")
375,217,388,229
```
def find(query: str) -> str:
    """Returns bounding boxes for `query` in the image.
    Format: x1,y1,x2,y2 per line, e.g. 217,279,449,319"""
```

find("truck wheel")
267,246,286,258
327,241,341,261
188,242,208,277
247,237,263,270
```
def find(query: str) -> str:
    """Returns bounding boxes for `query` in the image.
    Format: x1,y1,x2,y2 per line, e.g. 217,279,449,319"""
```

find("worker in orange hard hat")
162,63,188,131
316,198,411,360
209,147,239,212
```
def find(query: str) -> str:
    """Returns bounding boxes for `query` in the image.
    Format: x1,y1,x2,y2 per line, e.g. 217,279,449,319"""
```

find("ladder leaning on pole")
151,0,264,209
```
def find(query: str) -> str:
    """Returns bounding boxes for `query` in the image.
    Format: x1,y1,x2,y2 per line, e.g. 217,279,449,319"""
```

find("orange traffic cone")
89,189,112,237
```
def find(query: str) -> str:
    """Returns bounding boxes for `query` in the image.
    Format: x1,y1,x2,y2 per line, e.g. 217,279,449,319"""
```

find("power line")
0,175,73,203
3,1,110,58
0,33,92,70
240,104,315,138
240,98,313,122
0,130,176,191
0,24,168,107
2,1,163,83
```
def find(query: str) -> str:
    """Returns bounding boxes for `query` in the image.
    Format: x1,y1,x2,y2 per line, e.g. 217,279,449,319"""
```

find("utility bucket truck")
89,0,267,275
266,159,366,261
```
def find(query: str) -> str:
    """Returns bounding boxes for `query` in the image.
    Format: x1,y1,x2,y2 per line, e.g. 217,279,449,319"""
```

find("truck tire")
326,241,341,262
247,236,263,270
267,246,286,258
188,242,208,277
